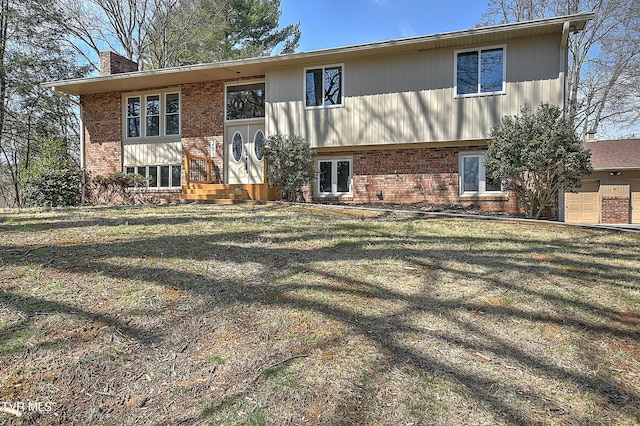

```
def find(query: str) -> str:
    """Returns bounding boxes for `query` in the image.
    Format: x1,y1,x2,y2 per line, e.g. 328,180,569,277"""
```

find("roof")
584,140,640,170
43,13,593,97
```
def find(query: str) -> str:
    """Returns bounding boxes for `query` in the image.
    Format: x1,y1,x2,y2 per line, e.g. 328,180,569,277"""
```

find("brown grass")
0,203,639,425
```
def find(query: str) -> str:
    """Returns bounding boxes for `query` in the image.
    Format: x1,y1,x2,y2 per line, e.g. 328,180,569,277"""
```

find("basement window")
317,158,352,195
459,153,503,195
125,165,182,189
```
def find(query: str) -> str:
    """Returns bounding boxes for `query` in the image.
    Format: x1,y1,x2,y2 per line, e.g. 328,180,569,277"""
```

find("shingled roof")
584,140,640,170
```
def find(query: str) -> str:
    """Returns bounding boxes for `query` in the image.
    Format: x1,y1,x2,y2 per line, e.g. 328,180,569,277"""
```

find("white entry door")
226,123,265,184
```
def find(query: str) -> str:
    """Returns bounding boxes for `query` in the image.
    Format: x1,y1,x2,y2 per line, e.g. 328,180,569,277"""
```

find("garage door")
565,180,600,224
631,180,640,224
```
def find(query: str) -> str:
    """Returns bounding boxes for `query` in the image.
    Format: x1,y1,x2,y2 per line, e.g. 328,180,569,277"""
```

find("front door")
226,123,265,184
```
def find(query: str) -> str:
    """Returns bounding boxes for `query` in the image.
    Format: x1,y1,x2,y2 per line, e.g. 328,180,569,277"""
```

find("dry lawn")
0,203,639,425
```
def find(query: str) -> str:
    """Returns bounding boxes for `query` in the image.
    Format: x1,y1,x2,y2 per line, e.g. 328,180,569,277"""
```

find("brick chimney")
99,51,138,76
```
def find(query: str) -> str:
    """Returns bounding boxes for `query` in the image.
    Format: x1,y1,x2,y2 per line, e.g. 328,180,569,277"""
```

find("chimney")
585,130,598,142
99,51,138,76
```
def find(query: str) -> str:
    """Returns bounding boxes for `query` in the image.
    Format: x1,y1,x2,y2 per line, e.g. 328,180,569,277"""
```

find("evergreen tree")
146,0,300,67
21,133,82,207
486,104,592,219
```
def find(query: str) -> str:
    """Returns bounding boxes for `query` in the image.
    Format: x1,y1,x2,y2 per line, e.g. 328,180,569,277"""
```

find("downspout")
50,87,86,205
558,21,570,223
560,21,570,115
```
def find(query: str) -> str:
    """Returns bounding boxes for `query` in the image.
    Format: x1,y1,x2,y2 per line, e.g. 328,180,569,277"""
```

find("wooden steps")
182,184,251,202
181,183,280,202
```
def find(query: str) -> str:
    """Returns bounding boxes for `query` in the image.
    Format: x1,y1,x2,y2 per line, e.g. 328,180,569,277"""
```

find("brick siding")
601,196,630,223
81,78,519,213
308,146,520,213
82,92,122,178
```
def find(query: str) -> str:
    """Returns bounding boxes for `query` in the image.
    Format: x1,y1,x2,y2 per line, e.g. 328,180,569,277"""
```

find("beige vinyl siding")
266,33,563,148
591,170,640,197
123,140,182,166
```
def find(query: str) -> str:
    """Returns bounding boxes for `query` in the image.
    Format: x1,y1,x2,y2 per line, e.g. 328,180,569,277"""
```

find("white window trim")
458,152,505,196
224,79,266,123
304,64,344,110
124,164,182,189
454,45,506,98
316,157,353,196
123,89,181,141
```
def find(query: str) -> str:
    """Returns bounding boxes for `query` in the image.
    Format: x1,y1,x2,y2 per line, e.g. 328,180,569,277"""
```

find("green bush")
21,136,82,207
487,103,592,219
264,134,315,201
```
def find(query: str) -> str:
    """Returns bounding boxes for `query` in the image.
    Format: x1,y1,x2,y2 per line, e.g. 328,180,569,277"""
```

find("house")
44,14,593,211
563,138,640,224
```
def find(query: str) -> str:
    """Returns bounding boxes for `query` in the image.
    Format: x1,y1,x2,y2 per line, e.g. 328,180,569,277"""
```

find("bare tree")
480,0,640,137
60,0,153,71
0,0,87,206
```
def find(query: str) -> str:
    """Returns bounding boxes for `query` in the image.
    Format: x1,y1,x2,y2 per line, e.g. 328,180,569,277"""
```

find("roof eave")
43,12,595,97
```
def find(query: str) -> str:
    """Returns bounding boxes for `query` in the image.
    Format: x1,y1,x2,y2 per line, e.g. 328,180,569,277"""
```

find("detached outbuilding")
563,139,640,224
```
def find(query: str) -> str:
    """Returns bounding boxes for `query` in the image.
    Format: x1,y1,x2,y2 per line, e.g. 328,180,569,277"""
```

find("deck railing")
184,152,220,185
182,151,280,201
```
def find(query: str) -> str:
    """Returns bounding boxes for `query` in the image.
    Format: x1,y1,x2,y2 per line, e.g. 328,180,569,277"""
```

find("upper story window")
305,65,343,108
459,152,503,195
455,47,505,97
226,82,265,121
125,90,181,140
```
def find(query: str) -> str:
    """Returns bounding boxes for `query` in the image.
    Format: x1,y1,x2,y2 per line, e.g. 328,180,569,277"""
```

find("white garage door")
565,180,600,224
631,180,640,224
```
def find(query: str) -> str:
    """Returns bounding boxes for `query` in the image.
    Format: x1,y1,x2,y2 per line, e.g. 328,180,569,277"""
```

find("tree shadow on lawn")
0,203,278,233
1,212,639,424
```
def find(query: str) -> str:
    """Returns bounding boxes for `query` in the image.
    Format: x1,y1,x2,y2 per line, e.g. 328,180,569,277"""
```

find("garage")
631,180,640,224
566,139,640,224
565,180,600,224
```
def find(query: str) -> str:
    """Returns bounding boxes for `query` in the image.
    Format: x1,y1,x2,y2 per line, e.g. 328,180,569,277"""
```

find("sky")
280,0,490,52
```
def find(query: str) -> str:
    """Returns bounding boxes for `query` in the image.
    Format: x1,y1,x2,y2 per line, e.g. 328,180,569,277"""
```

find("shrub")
87,172,150,205
487,103,592,219
21,136,82,207
264,134,315,201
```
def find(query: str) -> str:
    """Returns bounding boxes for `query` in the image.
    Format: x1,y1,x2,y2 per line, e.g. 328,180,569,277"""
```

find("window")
254,130,264,161
317,158,352,195
127,97,141,138
125,165,182,189
124,91,180,139
226,82,265,121
165,93,180,135
232,132,243,162
305,65,343,108
459,153,502,195
455,47,505,96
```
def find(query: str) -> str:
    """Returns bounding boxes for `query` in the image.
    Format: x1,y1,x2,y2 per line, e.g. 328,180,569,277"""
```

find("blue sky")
280,0,489,52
